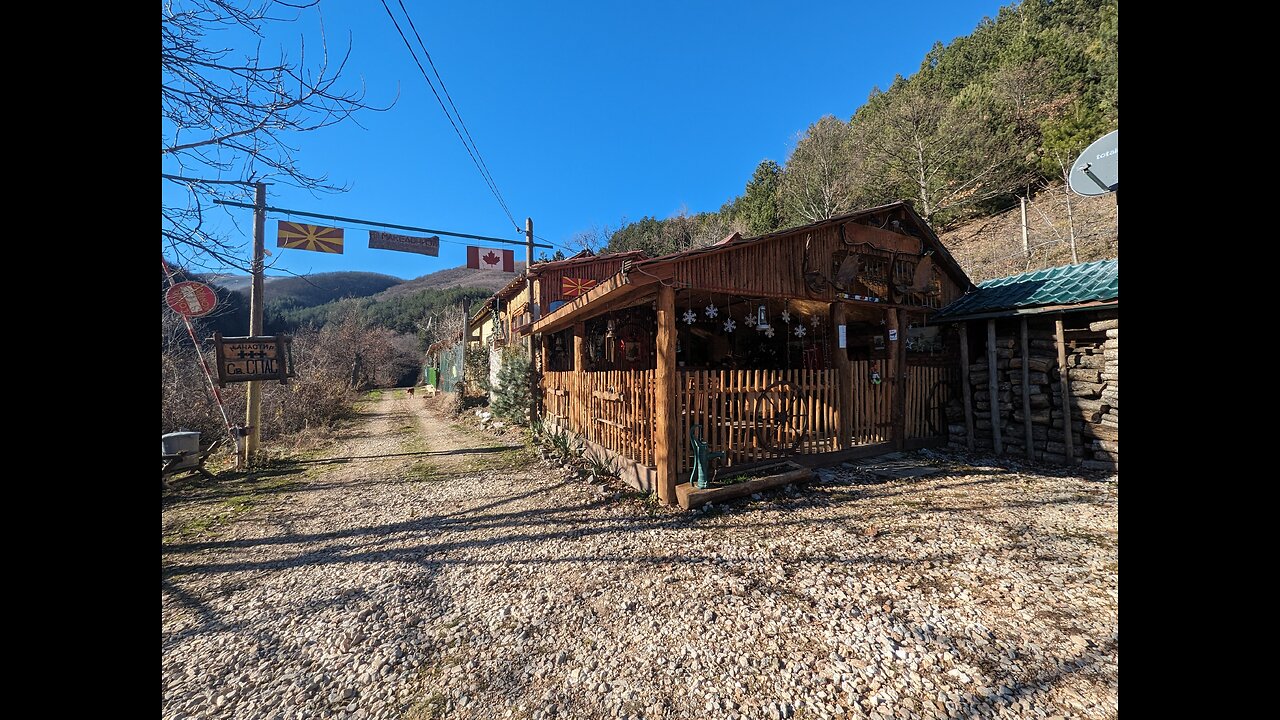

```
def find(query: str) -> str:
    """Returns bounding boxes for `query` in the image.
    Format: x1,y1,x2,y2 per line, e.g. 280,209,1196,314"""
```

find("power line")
380,0,521,232
212,199,552,248
394,0,516,228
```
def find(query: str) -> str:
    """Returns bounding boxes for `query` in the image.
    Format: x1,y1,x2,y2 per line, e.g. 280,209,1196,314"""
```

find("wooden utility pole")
244,181,267,466
525,217,537,425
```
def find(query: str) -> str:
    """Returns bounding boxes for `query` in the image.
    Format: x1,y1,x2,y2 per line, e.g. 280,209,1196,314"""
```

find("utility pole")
525,217,537,425
244,181,267,466
1020,195,1029,263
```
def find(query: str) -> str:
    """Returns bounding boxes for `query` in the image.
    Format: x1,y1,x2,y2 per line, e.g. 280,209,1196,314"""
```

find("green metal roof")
935,259,1117,320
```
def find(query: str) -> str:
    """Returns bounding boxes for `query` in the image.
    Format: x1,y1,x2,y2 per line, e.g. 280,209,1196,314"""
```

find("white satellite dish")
1069,130,1117,197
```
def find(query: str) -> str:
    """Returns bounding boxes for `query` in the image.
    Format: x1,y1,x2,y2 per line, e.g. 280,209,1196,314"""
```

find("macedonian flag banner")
560,276,598,298
277,222,344,254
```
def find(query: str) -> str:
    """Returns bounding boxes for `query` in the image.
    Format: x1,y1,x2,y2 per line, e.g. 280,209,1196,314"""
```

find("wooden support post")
573,322,586,372
987,319,1002,455
830,303,852,450
1055,315,1075,464
1020,318,1034,460
655,285,678,505
887,308,904,451
958,322,975,451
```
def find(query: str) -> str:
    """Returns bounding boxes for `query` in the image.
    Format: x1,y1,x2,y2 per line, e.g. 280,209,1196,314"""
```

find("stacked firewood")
947,314,1118,470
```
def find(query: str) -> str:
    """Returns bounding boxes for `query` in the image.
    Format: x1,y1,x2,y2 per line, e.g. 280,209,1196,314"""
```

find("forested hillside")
603,0,1118,273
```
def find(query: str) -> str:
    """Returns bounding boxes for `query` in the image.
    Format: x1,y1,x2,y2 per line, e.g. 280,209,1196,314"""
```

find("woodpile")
947,313,1117,470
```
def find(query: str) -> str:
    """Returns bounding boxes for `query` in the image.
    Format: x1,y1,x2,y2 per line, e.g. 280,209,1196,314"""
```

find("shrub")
490,346,532,425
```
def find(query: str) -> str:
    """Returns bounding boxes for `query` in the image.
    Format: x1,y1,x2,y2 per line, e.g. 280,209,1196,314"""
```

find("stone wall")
946,312,1117,471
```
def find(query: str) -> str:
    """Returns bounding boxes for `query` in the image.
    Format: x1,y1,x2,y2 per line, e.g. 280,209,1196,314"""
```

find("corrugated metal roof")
935,259,1117,320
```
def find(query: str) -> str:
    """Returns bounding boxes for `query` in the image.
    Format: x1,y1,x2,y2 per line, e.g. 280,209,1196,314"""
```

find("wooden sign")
166,281,218,318
369,231,439,256
212,334,295,385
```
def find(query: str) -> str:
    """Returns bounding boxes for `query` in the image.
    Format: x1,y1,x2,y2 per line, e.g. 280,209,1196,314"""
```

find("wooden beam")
1055,316,1075,464
958,323,975,451
1020,317,1034,460
573,322,586,372
830,302,852,450
655,284,678,505
987,319,1002,455
887,308,904,451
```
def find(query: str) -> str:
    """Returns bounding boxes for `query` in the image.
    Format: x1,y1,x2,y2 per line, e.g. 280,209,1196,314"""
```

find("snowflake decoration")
764,326,776,338
682,309,697,325
794,325,807,338
723,318,737,333
744,314,757,328
810,314,821,327
704,304,719,319
780,309,791,324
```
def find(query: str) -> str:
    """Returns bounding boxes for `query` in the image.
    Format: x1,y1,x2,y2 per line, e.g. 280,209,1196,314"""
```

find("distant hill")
202,271,404,307
373,262,527,300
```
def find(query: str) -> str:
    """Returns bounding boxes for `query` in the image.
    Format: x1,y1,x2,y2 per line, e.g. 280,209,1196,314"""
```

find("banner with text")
368,231,440,256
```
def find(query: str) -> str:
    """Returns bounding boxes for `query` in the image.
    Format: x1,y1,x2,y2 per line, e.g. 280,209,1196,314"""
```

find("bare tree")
857,80,1030,224
162,0,391,271
780,116,862,224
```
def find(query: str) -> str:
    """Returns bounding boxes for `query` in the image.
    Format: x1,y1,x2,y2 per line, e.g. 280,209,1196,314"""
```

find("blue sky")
164,0,1010,280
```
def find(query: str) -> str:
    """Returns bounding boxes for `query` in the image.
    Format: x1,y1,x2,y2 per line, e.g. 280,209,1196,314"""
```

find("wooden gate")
904,359,955,440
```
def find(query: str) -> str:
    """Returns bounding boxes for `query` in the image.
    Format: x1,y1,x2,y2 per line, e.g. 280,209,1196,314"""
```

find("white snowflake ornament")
744,314,757,328
810,314,821,327
682,309,697,325
794,325,807,338
704,304,718,319
780,309,792,324
764,326,776,338
723,318,737,333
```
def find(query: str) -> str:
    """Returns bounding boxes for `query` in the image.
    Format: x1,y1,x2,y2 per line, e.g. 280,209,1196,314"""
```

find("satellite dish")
1069,130,1117,197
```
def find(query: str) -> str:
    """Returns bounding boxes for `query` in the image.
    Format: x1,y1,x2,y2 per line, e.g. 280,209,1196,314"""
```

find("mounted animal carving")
802,234,829,295
833,251,869,295
891,253,939,296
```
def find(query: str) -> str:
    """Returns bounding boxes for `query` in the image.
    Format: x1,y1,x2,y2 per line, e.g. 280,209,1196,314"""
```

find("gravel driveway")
162,392,1117,720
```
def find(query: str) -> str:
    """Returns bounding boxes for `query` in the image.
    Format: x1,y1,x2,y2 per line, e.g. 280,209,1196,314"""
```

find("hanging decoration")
794,325,807,338
781,309,791,324
682,308,697,325
704,304,719,319
744,313,757,328
756,305,770,329
723,318,737,333
764,326,776,338
810,314,821,327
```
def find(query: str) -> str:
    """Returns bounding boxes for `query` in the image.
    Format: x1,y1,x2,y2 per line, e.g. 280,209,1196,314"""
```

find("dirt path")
163,391,1118,720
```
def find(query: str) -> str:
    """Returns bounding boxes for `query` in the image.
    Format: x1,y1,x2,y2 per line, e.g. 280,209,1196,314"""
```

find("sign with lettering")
368,231,440,256
212,334,295,385
165,281,218,318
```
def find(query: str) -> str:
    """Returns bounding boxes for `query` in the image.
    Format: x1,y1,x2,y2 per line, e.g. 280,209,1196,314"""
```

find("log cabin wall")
663,210,967,309
535,256,636,315
946,310,1118,470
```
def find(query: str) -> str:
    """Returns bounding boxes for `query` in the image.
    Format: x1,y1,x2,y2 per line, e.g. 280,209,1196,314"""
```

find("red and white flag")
467,246,515,272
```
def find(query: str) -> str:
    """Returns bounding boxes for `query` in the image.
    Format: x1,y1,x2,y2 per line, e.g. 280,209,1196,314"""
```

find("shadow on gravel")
287,446,519,466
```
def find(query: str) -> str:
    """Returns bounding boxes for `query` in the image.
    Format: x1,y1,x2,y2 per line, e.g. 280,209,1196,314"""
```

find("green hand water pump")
688,423,726,489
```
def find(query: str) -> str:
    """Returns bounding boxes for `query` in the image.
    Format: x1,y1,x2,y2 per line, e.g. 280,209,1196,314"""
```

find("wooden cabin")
467,250,648,351
529,201,973,505
932,260,1118,471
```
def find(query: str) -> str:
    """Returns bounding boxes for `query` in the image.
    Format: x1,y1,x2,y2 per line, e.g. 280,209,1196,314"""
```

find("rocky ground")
162,391,1117,720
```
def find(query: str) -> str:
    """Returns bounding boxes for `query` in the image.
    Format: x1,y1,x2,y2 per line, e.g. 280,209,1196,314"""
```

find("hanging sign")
277,222,344,254
838,325,847,348
369,231,439,256
467,246,515,272
166,281,218,318
888,329,898,342
212,334,295,386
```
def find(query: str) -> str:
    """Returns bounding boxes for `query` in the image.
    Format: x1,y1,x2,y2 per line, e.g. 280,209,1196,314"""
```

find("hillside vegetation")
601,0,1118,277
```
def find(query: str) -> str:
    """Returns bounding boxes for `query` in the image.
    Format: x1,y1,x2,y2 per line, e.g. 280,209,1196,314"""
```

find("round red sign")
165,281,219,318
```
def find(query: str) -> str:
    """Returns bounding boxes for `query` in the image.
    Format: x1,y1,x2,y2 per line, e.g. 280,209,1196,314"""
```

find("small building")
931,259,1118,470
529,201,974,505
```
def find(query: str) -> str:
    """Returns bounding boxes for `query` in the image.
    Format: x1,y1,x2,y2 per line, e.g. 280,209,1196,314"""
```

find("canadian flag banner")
467,246,515,272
